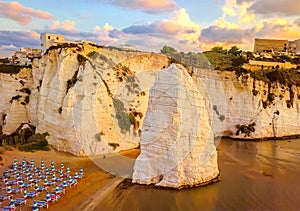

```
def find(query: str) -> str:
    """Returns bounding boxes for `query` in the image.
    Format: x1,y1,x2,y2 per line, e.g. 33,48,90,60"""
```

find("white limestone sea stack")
132,64,219,189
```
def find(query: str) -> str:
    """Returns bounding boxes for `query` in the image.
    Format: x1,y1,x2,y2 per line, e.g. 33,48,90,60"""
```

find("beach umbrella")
30,158,35,168
34,183,39,193
9,199,15,211
45,167,49,175
60,162,64,170
13,162,17,169
51,165,55,172
14,158,17,164
7,185,12,197
16,173,20,181
25,168,30,176
80,168,84,176
52,174,56,181
23,189,27,200
51,161,54,168
4,178,8,186
44,178,48,186
19,179,24,189
66,167,70,175
4,170,8,177
41,160,45,169
74,172,79,179
59,170,64,178
45,192,51,208
63,180,68,186
32,200,39,211
29,174,33,184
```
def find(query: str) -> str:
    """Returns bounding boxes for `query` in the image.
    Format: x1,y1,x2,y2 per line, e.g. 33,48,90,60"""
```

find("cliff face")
194,69,300,139
19,44,169,155
1,45,300,156
0,67,33,134
132,64,219,188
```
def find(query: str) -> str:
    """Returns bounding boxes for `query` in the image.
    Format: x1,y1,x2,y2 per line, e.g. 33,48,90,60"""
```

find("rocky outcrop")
132,64,219,188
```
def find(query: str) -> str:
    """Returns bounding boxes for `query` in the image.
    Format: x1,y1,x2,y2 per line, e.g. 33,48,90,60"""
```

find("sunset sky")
0,0,300,57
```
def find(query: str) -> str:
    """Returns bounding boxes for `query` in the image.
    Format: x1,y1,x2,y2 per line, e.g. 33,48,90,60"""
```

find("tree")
160,45,178,54
228,46,242,56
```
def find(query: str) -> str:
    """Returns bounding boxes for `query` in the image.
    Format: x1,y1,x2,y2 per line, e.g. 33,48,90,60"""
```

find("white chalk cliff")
132,64,219,188
1,44,300,158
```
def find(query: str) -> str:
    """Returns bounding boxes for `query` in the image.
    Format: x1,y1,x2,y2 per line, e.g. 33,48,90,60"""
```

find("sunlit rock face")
132,64,219,189
29,45,169,156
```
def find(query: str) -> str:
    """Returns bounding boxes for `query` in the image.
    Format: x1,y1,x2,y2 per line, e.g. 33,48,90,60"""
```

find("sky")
0,0,300,57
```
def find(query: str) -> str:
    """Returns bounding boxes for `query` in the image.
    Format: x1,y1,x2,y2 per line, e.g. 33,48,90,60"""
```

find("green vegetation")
235,122,256,137
77,54,87,66
250,69,300,87
0,64,21,74
19,133,49,152
87,51,97,58
203,46,247,71
113,98,131,132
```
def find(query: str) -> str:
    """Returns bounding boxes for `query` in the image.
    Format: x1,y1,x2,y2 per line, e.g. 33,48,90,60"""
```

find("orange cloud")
103,0,177,13
50,20,76,31
0,1,53,25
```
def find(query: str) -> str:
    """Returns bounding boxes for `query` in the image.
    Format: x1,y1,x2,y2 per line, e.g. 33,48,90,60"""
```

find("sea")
95,138,300,210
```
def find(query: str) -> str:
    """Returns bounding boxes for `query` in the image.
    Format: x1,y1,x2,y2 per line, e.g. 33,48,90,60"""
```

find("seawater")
95,138,300,210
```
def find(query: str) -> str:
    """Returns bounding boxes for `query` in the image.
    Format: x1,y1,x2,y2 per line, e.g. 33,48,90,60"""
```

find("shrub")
0,64,21,74
19,133,49,152
77,54,87,66
108,142,120,150
236,122,256,137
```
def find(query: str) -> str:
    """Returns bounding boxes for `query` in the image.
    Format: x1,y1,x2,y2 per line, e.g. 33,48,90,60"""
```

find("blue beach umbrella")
23,189,27,199
45,167,49,175
9,199,15,210
45,192,51,207
32,200,39,211
80,168,84,176
41,160,45,169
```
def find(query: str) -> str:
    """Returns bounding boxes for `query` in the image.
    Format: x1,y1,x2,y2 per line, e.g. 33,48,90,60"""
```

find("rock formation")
132,64,219,188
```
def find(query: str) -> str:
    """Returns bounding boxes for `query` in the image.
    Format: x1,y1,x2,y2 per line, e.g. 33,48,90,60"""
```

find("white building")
289,39,300,55
40,33,65,53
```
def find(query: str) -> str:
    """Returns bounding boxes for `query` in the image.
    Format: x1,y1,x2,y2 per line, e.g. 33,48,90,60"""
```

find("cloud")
0,30,41,57
295,18,300,27
123,9,201,45
0,1,53,25
98,0,178,13
50,20,76,31
249,0,300,17
200,25,254,44
0,44,17,50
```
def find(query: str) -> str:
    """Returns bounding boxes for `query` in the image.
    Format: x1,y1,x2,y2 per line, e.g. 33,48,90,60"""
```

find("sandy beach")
0,148,140,211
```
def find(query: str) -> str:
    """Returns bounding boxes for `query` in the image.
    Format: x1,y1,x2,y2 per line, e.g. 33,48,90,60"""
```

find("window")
56,37,59,40
41,44,43,46
48,36,51,39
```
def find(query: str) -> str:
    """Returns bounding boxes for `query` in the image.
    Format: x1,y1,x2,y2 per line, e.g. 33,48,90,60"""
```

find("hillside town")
0,33,300,71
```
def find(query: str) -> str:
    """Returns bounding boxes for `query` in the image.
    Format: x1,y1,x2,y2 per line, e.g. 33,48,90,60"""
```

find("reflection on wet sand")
96,138,300,210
